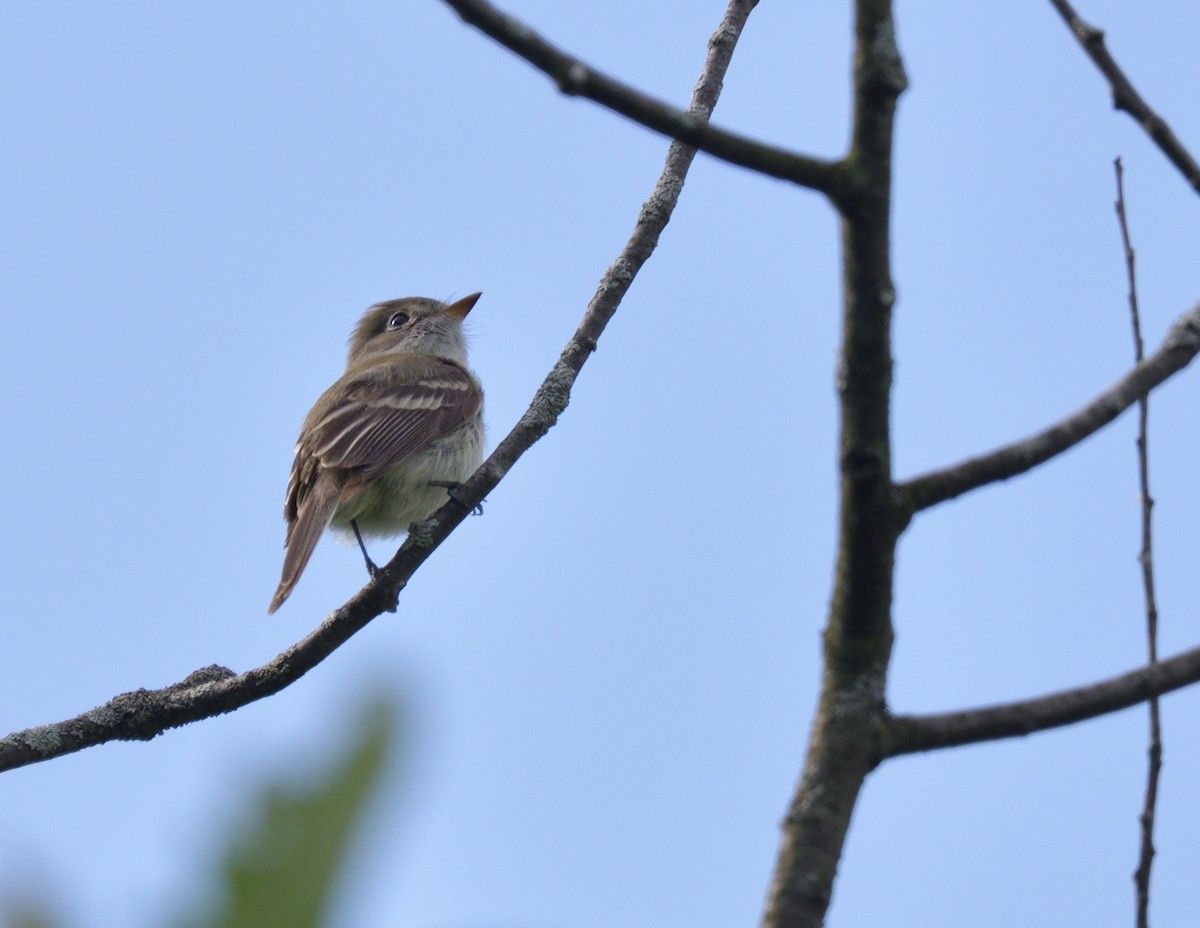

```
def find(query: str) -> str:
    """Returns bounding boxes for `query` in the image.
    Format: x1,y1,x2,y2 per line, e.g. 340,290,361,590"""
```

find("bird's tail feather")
268,478,341,614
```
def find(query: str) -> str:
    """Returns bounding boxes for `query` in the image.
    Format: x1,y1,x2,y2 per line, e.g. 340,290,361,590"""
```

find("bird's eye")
388,312,410,328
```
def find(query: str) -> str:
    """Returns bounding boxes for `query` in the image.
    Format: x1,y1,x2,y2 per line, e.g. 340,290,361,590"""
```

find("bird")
268,293,484,614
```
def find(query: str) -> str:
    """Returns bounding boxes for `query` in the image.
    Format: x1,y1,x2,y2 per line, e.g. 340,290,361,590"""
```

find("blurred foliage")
0,900,61,928
181,695,400,928
1,694,401,928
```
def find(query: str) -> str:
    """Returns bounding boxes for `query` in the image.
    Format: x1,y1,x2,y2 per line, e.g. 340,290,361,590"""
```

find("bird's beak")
443,292,482,320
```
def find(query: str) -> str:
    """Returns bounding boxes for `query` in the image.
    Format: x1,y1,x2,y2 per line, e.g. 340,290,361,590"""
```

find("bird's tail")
268,477,341,614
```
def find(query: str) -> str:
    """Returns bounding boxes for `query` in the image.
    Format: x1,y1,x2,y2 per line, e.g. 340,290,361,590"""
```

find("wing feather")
282,356,481,524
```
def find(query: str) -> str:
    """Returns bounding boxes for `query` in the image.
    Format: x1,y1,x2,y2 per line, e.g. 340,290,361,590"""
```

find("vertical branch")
1115,157,1161,928
761,2,907,926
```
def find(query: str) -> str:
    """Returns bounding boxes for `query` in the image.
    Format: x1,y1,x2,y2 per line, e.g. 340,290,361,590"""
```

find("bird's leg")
427,480,485,516
350,519,380,577
351,519,400,613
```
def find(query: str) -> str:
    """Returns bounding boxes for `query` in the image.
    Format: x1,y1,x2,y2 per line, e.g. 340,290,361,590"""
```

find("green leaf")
186,694,400,928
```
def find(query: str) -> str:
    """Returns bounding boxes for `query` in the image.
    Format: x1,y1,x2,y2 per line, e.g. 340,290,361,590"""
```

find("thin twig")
0,0,760,774
884,643,1200,756
438,0,846,196
1116,156,1161,928
1046,0,1200,196
897,301,1200,518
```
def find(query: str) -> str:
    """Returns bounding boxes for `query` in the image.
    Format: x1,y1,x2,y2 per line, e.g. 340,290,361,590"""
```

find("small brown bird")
269,293,484,614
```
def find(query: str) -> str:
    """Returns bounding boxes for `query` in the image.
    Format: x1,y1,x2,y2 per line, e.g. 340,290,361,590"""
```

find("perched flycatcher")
269,293,484,614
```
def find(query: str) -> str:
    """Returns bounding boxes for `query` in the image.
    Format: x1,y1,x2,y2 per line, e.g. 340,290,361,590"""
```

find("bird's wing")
311,359,480,478
284,357,481,519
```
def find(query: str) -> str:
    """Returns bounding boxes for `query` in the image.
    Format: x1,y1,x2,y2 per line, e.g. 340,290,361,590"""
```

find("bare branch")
438,0,845,196
1047,0,1200,196
1116,157,1161,928
898,301,1200,517
883,644,1200,757
0,0,758,775
761,3,907,927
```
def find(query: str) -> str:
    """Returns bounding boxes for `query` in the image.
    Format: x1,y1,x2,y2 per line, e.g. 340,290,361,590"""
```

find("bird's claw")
428,480,486,516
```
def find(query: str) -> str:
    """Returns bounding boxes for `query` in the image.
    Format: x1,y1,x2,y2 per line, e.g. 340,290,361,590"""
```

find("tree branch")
897,301,1200,517
1115,156,1161,928
438,0,845,196
883,643,1200,757
0,0,759,775
761,3,907,927
1046,0,1200,196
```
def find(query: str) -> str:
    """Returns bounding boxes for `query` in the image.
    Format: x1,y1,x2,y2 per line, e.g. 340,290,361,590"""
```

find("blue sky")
2,2,1200,926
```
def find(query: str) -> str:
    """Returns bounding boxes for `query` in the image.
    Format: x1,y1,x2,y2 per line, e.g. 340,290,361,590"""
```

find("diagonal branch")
0,0,759,775
897,301,1200,517
883,642,1200,757
439,0,845,196
1046,0,1200,196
